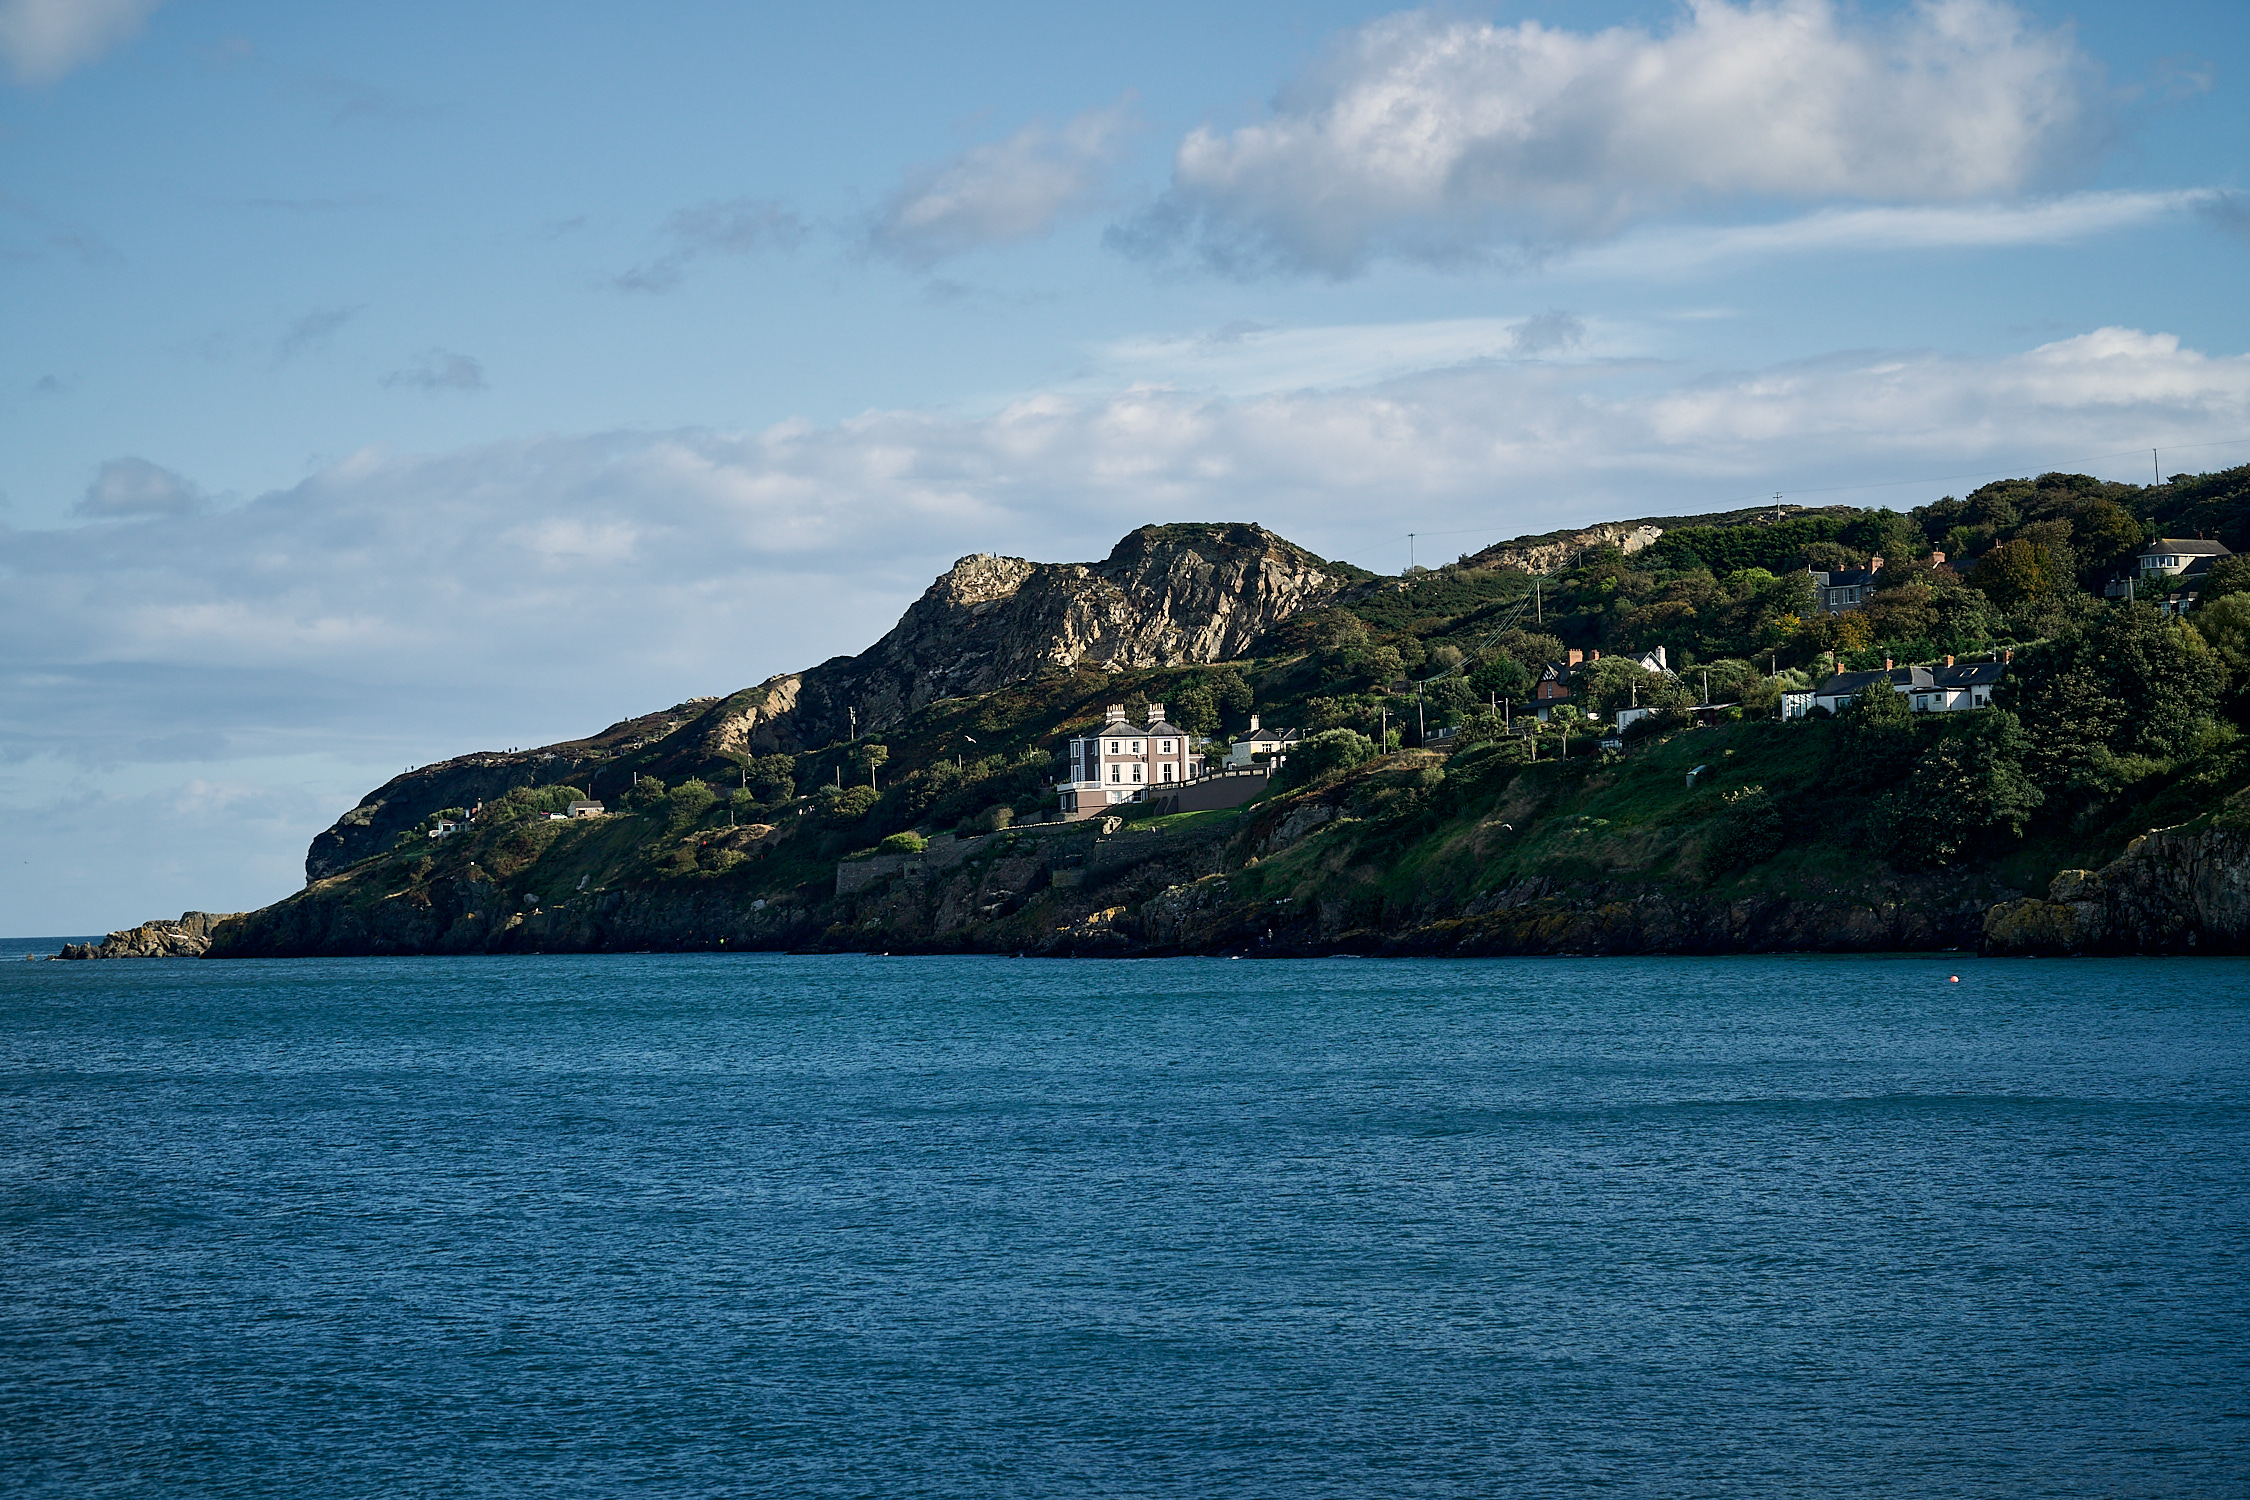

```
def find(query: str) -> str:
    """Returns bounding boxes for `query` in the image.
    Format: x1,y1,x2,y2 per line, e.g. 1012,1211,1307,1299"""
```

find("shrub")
1279,728,1376,787
826,784,879,826
878,831,927,854
1704,788,1784,876
667,780,717,825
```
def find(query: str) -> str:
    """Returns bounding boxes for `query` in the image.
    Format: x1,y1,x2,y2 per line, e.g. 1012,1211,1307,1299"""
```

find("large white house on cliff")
1057,703,1203,813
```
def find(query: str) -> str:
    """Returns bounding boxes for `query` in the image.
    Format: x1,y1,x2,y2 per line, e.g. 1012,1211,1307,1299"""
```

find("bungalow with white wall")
1225,714,1300,766
1783,654,2010,718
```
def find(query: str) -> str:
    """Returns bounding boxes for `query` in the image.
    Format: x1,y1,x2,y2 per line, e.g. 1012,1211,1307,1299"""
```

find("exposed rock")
741,522,1347,752
1470,522,1665,576
1982,824,2250,955
302,522,1345,883
56,911,240,959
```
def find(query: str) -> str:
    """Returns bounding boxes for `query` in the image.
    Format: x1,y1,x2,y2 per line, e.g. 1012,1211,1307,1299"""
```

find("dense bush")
1867,712,2043,867
1278,729,1376,787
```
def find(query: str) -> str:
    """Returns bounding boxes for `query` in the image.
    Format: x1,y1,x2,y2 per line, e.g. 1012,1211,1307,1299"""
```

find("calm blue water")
3,952,2245,1498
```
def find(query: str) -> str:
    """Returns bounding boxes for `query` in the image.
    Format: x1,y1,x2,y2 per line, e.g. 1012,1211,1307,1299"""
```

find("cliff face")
303,523,1347,881
692,522,1347,756
1983,823,2250,955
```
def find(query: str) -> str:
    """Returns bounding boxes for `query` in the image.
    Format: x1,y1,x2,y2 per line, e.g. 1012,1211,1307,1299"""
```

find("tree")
1278,728,1375,786
826,784,879,826
1868,712,2042,867
1468,652,1533,702
2200,555,2250,602
2195,592,2250,675
2074,499,2145,583
1998,604,2226,791
1969,538,2053,607
1828,679,1918,789
667,780,717,826
747,754,796,803
854,742,889,788
1209,667,1255,722
1170,679,1219,736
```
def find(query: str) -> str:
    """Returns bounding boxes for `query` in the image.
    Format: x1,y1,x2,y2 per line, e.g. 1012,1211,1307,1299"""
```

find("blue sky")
4,0,2248,932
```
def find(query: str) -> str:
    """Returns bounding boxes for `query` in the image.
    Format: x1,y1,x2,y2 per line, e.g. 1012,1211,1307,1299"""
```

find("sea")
2,948,2245,1498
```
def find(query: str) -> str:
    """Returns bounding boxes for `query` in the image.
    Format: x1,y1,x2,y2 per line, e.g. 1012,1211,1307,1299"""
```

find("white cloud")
73,456,203,518
1096,312,1614,395
1121,0,2099,276
0,0,161,84
869,99,1138,267
1569,189,2218,276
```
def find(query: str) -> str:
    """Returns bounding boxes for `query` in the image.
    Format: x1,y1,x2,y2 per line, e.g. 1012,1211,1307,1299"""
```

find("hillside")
208,465,2250,959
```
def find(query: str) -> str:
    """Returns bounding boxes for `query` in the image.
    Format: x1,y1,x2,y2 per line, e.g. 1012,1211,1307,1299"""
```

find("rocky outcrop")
56,911,241,959
1982,824,2250,955
303,523,1344,882
734,522,1347,753
1469,522,1665,575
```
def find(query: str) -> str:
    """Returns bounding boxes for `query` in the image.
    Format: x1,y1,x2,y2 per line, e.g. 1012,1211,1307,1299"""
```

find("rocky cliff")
303,522,1349,881
1982,821,2250,955
691,522,1349,757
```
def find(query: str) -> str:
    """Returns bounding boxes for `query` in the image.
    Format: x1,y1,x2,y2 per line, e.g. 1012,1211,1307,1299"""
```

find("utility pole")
1379,704,1388,757
1415,680,1426,747
848,706,857,741
1535,581,1542,626
1408,533,1415,570
2153,449,2160,486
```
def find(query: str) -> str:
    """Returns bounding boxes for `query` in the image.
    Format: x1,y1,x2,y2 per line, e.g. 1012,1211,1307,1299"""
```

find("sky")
4,0,2248,933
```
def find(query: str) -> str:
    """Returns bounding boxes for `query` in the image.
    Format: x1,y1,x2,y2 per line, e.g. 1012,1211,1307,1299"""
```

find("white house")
2138,538,2231,578
567,800,605,818
1225,713,1300,767
428,818,458,840
1784,655,2010,718
1058,703,1204,813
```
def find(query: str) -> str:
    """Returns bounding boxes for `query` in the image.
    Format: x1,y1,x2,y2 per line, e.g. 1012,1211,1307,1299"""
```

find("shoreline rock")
56,911,242,960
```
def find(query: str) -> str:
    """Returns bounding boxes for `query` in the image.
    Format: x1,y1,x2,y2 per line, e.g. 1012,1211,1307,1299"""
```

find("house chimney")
1943,655,1954,667
1248,713,1260,733
1931,551,1946,566
1145,702,1165,725
1566,648,1583,666
1589,649,1600,662
1105,703,1127,723
1883,657,1894,671
2003,649,2012,664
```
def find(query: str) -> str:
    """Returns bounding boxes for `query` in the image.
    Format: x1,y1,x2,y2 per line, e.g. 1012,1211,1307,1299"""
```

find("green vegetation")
295,463,2250,950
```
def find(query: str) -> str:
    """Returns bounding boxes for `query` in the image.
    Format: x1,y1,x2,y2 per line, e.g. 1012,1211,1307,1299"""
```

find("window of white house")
1161,740,1171,752
1109,766,1120,782
1132,740,1142,753
1109,741,1119,754
1131,765,1142,782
